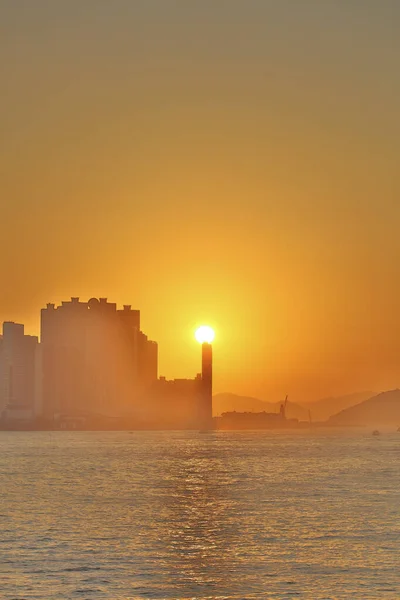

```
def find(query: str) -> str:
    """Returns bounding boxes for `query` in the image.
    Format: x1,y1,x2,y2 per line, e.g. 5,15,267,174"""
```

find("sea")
0,430,399,600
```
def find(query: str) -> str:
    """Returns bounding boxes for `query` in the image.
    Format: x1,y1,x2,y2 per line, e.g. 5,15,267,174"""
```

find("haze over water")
1,430,399,599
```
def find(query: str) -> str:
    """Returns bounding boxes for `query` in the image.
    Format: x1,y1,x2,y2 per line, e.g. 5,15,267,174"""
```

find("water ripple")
0,430,399,599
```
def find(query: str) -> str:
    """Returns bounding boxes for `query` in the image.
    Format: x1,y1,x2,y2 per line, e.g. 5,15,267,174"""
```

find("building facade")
143,375,203,428
40,297,158,418
0,322,38,419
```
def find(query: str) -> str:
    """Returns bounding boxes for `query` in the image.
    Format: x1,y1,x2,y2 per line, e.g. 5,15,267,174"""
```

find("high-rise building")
0,322,38,419
40,297,158,418
138,332,158,386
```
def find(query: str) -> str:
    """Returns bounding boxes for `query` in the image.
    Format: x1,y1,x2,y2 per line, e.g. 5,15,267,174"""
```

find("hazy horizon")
1,0,400,402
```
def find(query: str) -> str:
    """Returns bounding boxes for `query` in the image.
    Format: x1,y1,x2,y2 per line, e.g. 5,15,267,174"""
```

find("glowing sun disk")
195,325,215,344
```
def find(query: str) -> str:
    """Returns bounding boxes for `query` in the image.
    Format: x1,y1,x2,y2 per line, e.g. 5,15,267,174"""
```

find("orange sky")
1,1,400,402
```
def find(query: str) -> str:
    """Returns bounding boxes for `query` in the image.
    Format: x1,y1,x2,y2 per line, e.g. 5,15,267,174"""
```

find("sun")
195,325,215,344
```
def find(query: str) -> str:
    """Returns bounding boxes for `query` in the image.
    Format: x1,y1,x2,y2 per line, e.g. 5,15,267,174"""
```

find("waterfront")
0,430,399,599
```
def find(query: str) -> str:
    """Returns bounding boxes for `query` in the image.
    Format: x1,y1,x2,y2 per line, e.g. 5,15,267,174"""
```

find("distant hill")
301,392,374,422
328,389,400,427
212,393,308,420
213,391,377,421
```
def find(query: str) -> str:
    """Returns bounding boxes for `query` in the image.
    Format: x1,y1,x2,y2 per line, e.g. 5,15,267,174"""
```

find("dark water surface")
0,430,399,599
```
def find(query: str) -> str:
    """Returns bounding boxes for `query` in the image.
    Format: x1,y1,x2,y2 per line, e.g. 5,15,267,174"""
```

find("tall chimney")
200,342,213,429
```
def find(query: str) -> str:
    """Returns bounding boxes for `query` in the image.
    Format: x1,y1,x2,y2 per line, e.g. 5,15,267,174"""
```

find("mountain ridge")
213,391,374,421
328,389,400,426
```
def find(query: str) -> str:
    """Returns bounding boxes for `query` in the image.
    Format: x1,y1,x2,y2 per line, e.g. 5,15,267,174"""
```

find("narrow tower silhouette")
200,342,213,429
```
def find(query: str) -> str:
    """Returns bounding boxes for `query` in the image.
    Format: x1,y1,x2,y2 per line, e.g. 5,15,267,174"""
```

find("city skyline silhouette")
2,295,400,431
0,296,219,430
2,1,400,404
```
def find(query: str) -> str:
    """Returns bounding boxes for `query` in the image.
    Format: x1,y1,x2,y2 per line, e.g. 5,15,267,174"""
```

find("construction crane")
280,395,288,419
